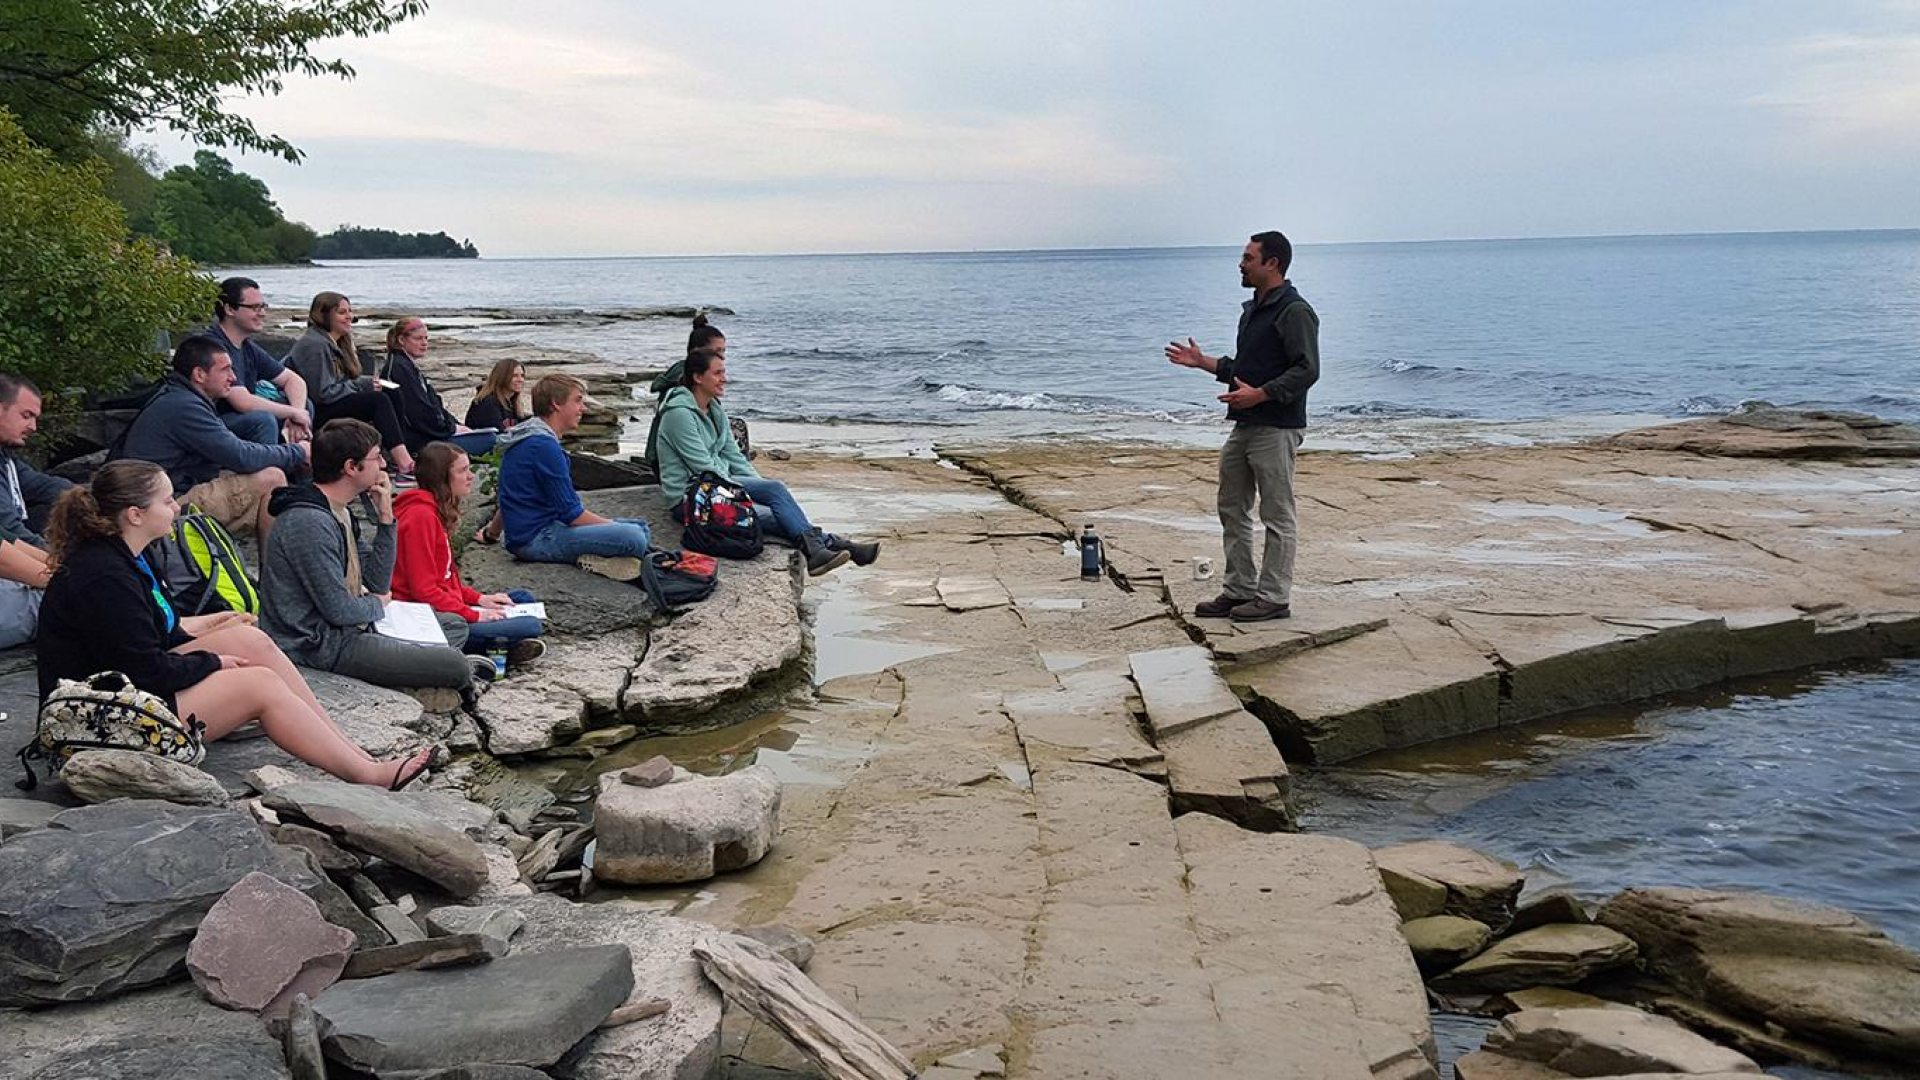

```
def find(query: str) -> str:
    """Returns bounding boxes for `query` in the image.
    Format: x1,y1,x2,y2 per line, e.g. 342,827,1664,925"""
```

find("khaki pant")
1216,424,1303,605
183,472,269,536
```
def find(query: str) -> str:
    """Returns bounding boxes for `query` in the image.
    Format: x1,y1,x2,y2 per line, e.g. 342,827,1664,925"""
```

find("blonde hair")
531,373,586,418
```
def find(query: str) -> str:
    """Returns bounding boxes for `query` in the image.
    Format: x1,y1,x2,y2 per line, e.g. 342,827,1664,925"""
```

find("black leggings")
316,390,407,453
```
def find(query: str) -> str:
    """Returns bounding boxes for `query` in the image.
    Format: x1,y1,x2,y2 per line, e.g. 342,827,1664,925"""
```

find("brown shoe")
1194,592,1253,618
1229,599,1292,623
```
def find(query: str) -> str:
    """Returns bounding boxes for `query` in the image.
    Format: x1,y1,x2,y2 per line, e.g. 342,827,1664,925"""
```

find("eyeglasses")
233,302,269,312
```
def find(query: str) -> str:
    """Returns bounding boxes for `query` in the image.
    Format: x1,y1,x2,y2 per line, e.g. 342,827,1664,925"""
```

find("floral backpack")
15,671,206,790
679,471,764,560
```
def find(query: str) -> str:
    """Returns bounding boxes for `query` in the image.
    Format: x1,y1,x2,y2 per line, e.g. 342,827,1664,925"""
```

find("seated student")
394,442,545,668
116,335,309,540
655,348,879,576
36,460,435,789
466,358,530,432
0,373,66,647
378,318,496,457
261,419,485,693
207,276,311,445
284,292,419,478
488,374,651,580
642,313,726,467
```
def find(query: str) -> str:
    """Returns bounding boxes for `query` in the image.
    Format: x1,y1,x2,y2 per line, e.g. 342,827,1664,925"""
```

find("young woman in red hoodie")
393,442,546,669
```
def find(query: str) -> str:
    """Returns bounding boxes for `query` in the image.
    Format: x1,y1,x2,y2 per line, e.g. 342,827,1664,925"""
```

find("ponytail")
688,312,724,355
46,460,166,571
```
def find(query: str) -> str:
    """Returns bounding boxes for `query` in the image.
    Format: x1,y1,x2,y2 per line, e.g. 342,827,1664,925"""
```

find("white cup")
1193,557,1214,581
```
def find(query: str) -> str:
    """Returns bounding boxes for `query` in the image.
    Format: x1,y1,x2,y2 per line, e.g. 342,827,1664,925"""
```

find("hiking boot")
577,554,643,582
825,533,881,566
799,531,852,577
1194,592,1253,618
1229,599,1292,623
507,638,547,667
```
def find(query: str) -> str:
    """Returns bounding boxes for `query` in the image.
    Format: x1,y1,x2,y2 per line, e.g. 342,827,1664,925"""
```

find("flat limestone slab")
1445,609,1730,724
934,575,1012,612
1206,611,1392,666
1128,645,1244,739
1233,613,1501,763
1159,709,1294,831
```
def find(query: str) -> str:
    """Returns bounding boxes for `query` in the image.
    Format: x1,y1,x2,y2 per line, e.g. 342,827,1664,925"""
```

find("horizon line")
439,225,1920,263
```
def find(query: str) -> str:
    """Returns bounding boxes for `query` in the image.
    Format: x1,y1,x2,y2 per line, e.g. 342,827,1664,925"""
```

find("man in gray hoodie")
260,418,482,692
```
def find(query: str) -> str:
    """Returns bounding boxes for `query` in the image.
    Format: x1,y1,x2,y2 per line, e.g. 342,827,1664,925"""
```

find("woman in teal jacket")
654,348,879,577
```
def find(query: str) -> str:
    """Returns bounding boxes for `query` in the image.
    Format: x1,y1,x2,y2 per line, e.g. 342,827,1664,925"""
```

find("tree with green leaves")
0,0,428,161
150,149,315,263
0,108,212,410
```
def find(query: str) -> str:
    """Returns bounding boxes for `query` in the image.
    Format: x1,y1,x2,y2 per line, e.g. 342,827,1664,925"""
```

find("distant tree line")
312,226,480,259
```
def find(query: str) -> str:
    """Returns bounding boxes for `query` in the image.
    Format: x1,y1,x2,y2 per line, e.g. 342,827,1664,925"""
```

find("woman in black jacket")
379,317,496,457
37,460,435,789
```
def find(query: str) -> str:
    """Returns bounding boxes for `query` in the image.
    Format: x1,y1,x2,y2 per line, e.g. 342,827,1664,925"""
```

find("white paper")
374,600,448,645
375,378,401,390
498,602,547,621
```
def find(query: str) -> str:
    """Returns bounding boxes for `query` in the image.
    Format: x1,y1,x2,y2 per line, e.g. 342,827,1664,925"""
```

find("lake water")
227,229,1920,443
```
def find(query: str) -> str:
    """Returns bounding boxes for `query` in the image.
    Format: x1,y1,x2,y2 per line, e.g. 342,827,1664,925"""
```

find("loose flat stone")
186,871,355,1014
0,982,291,1079
1157,707,1294,831
735,923,816,970
506,895,723,1080
1484,1006,1762,1076
1510,892,1592,934
340,932,506,979
1493,987,1634,1014
60,749,230,807
1128,645,1245,739
275,823,365,871
592,764,780,884
425,904,526,943
477,681,588,756
263,781,489,898
370,905,427,945
0,802,323,1006
575,724,639,750
1206,611,1390,666
1379,864,1449,921
312,944,633,1073
620,755,676,788
935,575,1012,612
285,993,327,1080
1374,840,1525,929
1433,924,1639,992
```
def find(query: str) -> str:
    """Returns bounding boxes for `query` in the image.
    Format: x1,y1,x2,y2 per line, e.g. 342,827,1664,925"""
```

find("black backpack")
636,548,718,613
679,472,764,560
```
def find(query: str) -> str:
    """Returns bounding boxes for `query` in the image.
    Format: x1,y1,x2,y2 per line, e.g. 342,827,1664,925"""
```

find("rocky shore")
4,303,1918,1080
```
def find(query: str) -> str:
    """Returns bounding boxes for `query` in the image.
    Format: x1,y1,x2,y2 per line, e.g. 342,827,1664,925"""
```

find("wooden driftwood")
600,997,671,1028
691,934,913,1080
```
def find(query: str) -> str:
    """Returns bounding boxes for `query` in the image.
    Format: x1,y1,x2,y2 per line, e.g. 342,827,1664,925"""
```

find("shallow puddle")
807,575,954,684
1473,502,1656,537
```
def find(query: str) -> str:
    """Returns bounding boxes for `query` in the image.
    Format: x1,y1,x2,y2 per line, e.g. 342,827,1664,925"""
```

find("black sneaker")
1194,592,1253,618
467,656,499,684
825,533,880,566
1229,599,1292,623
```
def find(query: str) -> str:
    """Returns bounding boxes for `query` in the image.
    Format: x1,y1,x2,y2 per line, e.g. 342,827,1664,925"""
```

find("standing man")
1166,230,1320,622
207,276,311,446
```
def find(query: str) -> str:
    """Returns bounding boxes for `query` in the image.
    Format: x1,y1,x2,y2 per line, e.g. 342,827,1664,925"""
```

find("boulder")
508,894,724,1080
312,945,633,1073
186,871,355,1015
1378,863,1448,921
0,982,294,1079
623,556,804,721
591,764,780,884
1401,915,1492,972
461,537,656,638
263,780,489,898
1374,841,1524,928
1597,886,1920,1063
1483,1006,1762,1076
1432,924,1638,992
0,802,323,1006
59,749,230,807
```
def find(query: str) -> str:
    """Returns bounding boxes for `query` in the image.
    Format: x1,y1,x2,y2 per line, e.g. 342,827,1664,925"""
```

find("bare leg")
176,667,411,786
180,623,332,726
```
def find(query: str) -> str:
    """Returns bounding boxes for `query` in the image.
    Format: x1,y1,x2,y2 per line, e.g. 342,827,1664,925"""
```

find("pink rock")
619,756,676,788
187,871,355,1013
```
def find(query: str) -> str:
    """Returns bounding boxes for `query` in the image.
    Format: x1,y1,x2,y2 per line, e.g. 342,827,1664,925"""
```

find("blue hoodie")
495,417,582,550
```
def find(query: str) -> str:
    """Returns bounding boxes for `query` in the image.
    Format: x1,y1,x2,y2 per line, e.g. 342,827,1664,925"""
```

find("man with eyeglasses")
208,277,311,447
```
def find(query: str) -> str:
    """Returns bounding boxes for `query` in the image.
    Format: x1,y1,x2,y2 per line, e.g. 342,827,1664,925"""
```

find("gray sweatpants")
330,612,474,690
1216,423,1304,605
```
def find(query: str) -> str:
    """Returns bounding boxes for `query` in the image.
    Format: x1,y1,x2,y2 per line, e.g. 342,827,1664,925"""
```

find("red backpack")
679,472,764,560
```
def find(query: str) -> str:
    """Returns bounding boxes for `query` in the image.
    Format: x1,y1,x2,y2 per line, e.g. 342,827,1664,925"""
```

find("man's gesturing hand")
1165,337,1211,369
1218,378,1269,409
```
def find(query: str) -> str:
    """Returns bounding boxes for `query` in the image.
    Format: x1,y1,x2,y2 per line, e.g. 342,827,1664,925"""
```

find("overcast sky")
144,0,1920,257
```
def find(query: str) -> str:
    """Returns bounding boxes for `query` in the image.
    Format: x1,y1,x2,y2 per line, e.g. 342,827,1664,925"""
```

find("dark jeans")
464,588,543,652
317,390,407,454
221,409,281,446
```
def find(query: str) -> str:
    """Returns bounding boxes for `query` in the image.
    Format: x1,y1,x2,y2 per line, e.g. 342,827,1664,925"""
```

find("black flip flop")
388,747,438,791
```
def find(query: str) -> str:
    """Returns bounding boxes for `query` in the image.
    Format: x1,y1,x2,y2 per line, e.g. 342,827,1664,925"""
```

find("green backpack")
147,506,262,615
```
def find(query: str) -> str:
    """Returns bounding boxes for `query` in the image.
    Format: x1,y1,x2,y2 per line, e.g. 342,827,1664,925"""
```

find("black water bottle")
1079,524,1102,580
